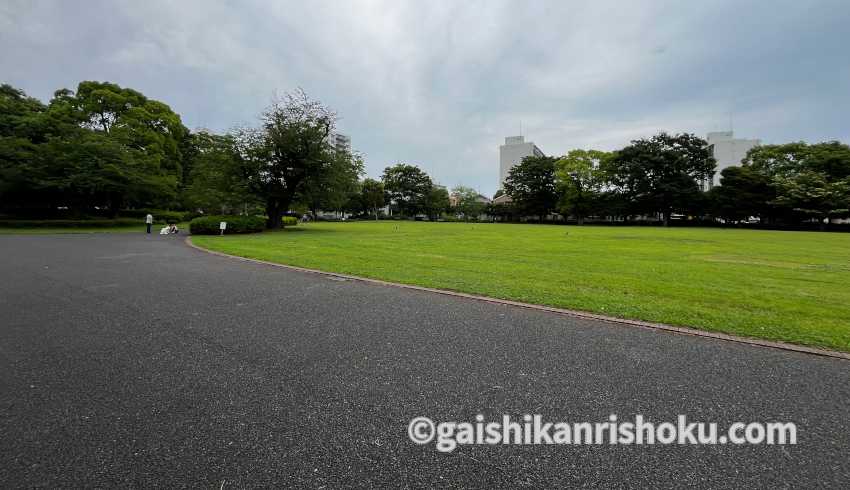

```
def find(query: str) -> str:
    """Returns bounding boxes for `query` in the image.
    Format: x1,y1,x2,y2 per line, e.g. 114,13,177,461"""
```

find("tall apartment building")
327,132,351,153
499,136,544,187
704,131,760,189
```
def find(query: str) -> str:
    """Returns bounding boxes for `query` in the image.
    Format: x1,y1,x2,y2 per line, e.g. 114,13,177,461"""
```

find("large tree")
423,185,450,221
359,178,385,220
503,155,558,221
555,149,611,225
607,132,715,226
0,85,49,212
774,171,849,229
72,81,188,194
238,90,337,229
183,131,258,214
708,166,774,223
298,148,364,218
381,163,433,216
742,141,850,227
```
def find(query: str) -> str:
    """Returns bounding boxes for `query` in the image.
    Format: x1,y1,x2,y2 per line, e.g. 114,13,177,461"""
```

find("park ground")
2,233,849,486
192,221,850,352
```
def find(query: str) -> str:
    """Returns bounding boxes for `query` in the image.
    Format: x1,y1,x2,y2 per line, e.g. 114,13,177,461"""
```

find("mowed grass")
192,221,850,352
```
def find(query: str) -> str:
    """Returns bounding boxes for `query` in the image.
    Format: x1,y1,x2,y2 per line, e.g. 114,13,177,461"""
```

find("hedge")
0,219,142,228
189,215,265,235
282,216,298,227
120,208,187,223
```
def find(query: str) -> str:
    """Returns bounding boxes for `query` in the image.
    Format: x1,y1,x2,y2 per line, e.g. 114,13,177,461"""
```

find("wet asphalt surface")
0,233,848,488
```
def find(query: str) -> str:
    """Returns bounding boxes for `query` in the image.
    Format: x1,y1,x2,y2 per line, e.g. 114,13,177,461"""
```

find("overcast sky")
2,0,849,195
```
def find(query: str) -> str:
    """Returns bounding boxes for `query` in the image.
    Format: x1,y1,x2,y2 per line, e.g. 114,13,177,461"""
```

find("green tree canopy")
423,185,450,220
381,163,433,216
298,148,364,217
503,155,558,221
237,90,337,228
555,149,611,224
359,178,385,219
607,132,715,225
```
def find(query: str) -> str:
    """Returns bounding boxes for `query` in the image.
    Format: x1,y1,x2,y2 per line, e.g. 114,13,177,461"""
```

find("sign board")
219,221,227,230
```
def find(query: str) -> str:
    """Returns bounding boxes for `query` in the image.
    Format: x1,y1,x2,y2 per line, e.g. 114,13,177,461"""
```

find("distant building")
704,131,760,189
449,192,491,207
499,136,544,187
328,132,351,153
491,193,512,205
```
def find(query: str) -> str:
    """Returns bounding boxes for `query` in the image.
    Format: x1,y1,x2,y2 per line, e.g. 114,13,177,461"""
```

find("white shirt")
145,214,153,224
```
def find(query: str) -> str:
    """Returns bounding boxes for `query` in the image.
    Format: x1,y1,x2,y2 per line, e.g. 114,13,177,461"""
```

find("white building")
328,132,351,153
499,136,544,187
704,131,760,189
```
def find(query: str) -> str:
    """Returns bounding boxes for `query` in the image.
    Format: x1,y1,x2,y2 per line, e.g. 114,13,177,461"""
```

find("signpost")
219,221,227,236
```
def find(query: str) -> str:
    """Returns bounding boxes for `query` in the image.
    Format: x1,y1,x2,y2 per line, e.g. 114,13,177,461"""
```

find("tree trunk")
663,211,670,227
266,199,282,229
577,215,585,225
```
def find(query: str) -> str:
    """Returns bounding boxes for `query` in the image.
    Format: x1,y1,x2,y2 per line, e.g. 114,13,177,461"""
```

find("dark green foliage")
606,133,714,226
0,82,188,216
189,215,265,235
297,148,364,218
238,90,338,229
0,218,141,228
183,131,259,214
119,208,186,223
503,155,558,221
708,166,775,222
423,186,450,220
357,178,385,219
741,142,850,227
381,163,433,216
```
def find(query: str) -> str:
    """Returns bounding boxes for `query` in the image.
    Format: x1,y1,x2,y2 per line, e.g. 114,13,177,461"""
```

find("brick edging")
184,236,850,361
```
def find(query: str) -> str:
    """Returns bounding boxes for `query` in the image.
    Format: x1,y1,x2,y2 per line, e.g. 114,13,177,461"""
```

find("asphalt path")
0,233,848,488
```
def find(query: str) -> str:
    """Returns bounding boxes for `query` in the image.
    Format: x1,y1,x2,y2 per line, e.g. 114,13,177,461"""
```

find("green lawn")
192,221,850,352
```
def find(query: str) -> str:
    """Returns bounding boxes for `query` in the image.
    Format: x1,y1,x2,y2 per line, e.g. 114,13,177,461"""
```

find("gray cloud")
2,0,848,195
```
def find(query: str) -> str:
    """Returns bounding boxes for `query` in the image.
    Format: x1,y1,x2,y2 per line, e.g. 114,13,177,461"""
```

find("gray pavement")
0,233,848,488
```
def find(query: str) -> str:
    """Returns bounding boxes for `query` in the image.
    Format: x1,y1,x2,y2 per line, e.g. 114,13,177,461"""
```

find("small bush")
282,216,298,227
0,219,142,228
189,215,265,235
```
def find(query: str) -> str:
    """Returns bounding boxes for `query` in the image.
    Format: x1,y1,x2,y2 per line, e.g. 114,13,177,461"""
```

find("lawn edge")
185,236,850,361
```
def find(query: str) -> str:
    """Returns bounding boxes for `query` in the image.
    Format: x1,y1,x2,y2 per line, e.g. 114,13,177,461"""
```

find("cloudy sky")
2,0,849,195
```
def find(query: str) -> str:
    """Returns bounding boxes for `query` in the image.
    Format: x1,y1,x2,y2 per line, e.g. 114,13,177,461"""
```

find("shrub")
0,219,142,228
282,216,298,227
120,209,185,223
189,215,265,235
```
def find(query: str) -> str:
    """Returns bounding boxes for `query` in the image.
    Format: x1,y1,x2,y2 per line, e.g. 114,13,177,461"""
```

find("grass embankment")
191,221,850,352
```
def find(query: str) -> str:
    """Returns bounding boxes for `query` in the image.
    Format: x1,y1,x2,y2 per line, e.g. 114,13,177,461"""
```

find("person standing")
145,213,153,234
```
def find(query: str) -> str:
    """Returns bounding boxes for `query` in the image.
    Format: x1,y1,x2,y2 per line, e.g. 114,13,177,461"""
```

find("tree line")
498,133,850,229
0,82,378,227
3,81,848,230
0,80,463,226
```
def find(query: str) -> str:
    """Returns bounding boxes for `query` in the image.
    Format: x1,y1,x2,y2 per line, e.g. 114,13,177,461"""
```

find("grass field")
191,221,850,352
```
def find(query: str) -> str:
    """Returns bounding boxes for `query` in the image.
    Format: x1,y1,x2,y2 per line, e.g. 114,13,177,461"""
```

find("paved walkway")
1,234,848,487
